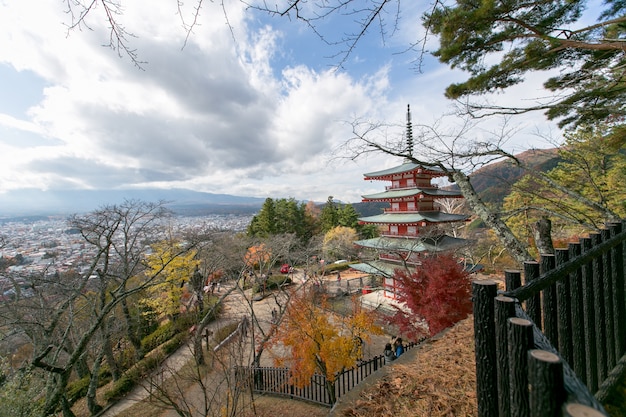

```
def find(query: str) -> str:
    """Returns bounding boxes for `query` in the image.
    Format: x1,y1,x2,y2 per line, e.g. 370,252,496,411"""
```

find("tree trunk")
102,325,121,381
86,349,105,415
61,395,77,417
533,217,555,255
452,171,535,265
121,298,143,360
193,327,205,366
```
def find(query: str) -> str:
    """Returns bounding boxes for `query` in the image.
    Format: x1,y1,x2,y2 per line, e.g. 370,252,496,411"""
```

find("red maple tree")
388,254,473,339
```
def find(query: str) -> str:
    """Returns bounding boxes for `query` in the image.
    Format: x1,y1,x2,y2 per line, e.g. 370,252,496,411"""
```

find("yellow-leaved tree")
322,225,358,261
144,240,199,321
271,286,383,403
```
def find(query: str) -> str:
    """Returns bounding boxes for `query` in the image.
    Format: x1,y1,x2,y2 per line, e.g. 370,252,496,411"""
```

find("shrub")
323,263,353,274
161,333,187,355
104,349,166,402
251,275,292,294
66,365,113,404
141,321,176,352
66,376,90,403
104,374,135,402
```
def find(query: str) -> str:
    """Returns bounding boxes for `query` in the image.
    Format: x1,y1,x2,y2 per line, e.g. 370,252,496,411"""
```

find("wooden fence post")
591,232,608,384
505,270,521,292
508,317,533,417
528,350,564,417
580,236,598,392
495,295,516,417
524,262,542,329
601,228,616,372
610,222,626,360
540,254,558,347
568,241,586,384
555,248,572,366
473,280,499,417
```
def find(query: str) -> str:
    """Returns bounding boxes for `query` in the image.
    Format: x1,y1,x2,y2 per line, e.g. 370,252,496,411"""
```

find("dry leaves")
342,317,477,417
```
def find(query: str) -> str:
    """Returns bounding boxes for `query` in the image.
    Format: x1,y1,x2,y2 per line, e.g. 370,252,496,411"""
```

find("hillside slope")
466,148,560,206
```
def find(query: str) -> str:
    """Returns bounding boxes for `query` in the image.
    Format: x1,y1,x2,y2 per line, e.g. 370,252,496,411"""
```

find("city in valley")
0,214,253,300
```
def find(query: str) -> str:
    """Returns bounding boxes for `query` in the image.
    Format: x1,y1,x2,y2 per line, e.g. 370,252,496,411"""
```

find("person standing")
394,337,405,358
383,343,396,364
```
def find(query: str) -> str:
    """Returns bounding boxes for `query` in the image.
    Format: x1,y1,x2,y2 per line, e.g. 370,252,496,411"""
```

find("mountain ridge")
0,148,561,217
0,188,267,217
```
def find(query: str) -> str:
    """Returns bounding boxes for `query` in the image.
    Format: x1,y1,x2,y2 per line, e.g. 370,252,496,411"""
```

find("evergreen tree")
337,204,359,228
425,0,626,136
319,196,339,233
248,197,317,241
247,198,277,238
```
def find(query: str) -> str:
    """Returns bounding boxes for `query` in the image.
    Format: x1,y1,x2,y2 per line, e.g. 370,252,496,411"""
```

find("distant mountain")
351,201,387,217
0,188,266,217
459,148,561,206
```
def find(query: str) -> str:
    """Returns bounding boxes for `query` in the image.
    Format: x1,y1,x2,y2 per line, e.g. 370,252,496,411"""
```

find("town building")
351,105,469,298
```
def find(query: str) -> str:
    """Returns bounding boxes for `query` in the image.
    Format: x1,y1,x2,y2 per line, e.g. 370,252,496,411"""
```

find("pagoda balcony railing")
379,253,421,264
383,207,440,213
385,184,438,190
381,231,421,237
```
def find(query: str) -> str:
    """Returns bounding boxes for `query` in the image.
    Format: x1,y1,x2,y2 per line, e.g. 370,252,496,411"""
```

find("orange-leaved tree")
390,253,472,339
271,287,383,403
244,243,271,272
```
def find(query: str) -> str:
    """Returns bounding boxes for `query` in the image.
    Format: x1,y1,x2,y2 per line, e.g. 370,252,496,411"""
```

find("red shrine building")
351,105,469,298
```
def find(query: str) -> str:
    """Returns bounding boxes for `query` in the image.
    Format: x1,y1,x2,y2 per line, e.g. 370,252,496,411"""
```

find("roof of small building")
349,260,397,277
354,234,468,252
363,162,446,179
358,211,469,224
362,187,463,200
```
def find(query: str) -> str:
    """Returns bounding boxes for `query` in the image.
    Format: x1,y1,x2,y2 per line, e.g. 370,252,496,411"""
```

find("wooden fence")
473,221,626,417
235,340,421,407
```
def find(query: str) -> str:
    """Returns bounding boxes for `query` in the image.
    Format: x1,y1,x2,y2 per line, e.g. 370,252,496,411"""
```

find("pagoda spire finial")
405,104,414,161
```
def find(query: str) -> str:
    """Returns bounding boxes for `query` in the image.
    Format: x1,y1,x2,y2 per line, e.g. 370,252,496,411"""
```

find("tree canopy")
503,123,626,242
247,197,316,241
270,286,382,403
425,0,626,134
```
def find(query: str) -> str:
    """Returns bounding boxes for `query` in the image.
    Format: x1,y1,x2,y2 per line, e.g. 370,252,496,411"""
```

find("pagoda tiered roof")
362,187,462,201
363,162,446,180
354,234,469,252
358,211,468,225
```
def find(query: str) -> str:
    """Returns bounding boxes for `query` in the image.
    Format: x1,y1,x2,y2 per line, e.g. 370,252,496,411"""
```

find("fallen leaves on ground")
342,317,477,417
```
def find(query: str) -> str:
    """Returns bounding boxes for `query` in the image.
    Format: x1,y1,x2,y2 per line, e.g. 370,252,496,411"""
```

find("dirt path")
98,283,261,417
98,274,391,417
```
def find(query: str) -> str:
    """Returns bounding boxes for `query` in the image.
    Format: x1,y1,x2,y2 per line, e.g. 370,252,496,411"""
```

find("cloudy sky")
0,1,563,204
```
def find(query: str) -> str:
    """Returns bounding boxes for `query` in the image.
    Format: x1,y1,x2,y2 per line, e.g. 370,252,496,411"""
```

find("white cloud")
0,1,565,205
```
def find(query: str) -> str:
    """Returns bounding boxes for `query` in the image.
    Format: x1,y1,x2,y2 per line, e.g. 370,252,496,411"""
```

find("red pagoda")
351,105,468,298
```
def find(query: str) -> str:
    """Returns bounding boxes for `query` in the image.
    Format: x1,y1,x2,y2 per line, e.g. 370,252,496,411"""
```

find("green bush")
104,300,222,402
141,321,176,352
251,275,292,294
323,263,353,274
103,374,135,402
66,376,90,403
66,365,113,404
162,333,187,355
104,349,166,402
